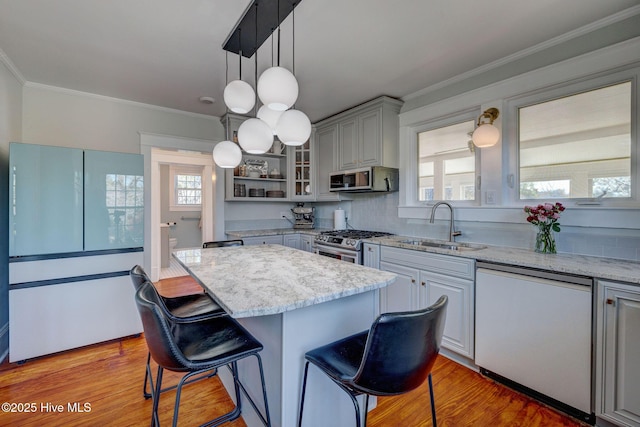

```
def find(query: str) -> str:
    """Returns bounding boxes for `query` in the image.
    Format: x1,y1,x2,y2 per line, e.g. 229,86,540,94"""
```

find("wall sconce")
472,108,500,148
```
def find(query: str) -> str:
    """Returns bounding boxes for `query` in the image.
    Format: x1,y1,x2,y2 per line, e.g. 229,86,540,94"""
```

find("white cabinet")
379,246,475,358
363,243,380,269
283,234,301,250
314,124,347,201
242,235,284,246
315,96,402,172
222,113,288,202
289,139,314,201
300,234,315,253
596,280,640,427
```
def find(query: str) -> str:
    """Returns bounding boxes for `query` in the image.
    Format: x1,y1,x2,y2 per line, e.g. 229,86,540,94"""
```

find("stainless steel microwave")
330,166,399,192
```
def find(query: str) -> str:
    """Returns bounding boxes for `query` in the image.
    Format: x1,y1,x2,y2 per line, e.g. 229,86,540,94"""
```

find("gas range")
314,229,394,251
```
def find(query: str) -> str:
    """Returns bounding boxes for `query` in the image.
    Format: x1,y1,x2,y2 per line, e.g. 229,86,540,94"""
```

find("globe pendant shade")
257,67,299,111
276,109,311,146
223,80,255,114
257,105,283,135
212,140,242,168
238,118,273,154
471,123,500,148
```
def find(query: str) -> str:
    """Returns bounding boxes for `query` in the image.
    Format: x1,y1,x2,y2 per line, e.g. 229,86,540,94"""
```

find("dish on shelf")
249,188,266,197
266,190,285,198
269,174,283,179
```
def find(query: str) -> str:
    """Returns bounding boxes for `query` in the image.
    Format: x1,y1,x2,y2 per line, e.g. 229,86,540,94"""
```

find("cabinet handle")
606,298,615,306
421,281,425,286
411,279,416,283
368,247,372,252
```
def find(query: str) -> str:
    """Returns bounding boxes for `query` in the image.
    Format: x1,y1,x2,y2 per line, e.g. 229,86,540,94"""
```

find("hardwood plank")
0,276,590,426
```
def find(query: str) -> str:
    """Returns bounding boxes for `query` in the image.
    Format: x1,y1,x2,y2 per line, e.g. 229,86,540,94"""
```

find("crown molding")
0,47,26,85
403,5,640,102
23,81,221,121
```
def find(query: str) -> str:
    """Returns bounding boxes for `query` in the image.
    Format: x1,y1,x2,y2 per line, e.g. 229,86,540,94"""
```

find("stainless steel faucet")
429,201,461,242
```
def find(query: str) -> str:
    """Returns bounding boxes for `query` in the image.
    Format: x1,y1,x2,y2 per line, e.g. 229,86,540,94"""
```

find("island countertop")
173,244,397,318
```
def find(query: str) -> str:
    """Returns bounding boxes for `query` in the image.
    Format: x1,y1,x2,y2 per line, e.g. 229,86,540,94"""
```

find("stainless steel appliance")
291,203,315,229
315,230,393,264
330,166,399,193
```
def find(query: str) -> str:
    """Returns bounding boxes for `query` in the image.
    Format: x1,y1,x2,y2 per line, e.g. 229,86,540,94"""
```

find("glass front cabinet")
222,113,314,202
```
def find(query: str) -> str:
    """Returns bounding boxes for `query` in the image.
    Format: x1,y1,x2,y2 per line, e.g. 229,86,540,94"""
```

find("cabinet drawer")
380,246,474,280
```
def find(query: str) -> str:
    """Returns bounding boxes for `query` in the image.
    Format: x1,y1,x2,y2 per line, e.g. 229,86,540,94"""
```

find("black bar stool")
298,295,448,427
135,280,271,427
129,265,226,398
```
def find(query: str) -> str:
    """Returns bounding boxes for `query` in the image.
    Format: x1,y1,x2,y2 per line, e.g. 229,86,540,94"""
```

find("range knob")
347,239,356,246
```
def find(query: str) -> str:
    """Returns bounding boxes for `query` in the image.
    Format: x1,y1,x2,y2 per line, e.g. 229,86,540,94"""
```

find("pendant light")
276,109,310,146
236,2,273,154
275,6,311,146
257,104,283,135
238,118,273,154
213,55,242,168
223,29,255,114
257,1,299,111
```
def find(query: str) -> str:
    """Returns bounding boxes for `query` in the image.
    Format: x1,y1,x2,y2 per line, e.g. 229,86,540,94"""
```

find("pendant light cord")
254,2,259,116
277,0,280,66
225,51,230,141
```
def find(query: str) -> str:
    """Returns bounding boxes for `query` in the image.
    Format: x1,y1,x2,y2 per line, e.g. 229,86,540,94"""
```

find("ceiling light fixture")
222,0,309,148
199,96,215,104
213,55,242,168
236,2,273,154
274,5,311,146
223,29,255,114
472,108,500,148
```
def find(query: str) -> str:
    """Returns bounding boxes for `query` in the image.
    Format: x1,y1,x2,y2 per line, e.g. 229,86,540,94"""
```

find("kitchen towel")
334,208,346,230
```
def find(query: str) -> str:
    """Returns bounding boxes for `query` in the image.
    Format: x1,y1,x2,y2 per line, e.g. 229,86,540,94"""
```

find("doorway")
141,133,225,282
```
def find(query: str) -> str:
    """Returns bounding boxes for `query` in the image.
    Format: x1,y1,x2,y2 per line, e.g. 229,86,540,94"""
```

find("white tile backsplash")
225,192,640,261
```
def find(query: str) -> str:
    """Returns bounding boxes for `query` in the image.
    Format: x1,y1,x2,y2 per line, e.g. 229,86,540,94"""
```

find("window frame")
169,165,204,211
410,108,481,207
505,67,639,208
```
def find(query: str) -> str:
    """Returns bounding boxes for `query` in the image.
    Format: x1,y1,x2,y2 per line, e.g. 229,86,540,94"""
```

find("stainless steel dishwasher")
475,262,594,424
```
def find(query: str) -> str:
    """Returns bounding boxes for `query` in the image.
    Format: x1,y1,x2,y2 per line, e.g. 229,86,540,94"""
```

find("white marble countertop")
173,245,397,318
369,236,640,285
226,228,327,238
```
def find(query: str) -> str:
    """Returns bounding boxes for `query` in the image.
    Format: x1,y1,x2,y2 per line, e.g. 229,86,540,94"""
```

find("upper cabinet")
316,96,403,172
222,113,291,202
9,143,144,257
222,113,315,202
289,139,315,201
9,143,84,256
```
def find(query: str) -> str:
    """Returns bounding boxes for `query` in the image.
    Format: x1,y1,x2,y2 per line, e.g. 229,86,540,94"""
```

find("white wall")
21,84,224,153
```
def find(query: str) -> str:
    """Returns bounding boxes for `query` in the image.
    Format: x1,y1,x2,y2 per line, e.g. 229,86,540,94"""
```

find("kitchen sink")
399,239,487,251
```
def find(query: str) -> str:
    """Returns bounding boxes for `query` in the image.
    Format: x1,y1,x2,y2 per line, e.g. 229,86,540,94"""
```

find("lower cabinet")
379,246,475,359
300,234,315,253
283,234,301,249
363,243,380,268
242,235,284,246
596,280,640,427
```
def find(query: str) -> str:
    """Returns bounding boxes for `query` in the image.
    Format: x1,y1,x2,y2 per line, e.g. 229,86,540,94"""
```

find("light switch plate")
485,190,496,205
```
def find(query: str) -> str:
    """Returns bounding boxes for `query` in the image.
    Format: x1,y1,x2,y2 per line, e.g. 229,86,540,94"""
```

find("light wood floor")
0,276,589,427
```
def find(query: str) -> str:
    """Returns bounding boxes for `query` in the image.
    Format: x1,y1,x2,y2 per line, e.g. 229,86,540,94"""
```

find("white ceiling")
0,0,638,122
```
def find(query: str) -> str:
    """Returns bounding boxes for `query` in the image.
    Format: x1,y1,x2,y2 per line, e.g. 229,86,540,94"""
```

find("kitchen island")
174,245,397,427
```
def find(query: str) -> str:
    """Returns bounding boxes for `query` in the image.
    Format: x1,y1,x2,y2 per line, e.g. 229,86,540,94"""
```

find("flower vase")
535,226,556,254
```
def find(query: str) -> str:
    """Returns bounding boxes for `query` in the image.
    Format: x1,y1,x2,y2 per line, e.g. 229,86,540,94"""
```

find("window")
105,173,144,245
518,81,632,200
170,166,203,210
418,119,476,201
